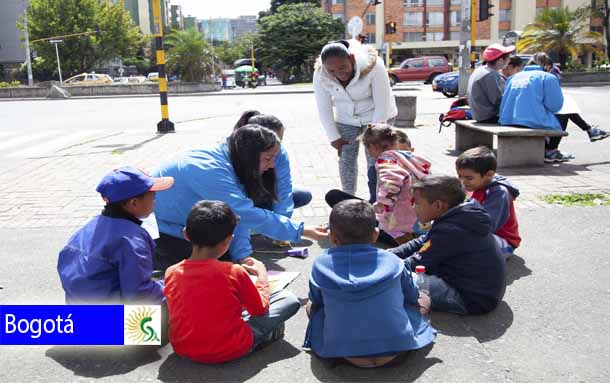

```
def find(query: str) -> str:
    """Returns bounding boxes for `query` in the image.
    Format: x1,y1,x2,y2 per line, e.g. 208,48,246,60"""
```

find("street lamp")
48,39,63,84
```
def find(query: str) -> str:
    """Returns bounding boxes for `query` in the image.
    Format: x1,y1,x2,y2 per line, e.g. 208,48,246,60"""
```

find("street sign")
48,39,63,44
347,17,363,40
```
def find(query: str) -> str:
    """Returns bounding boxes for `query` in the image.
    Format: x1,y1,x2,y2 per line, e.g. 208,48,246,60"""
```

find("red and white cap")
415,265,426,273
482,43,515,62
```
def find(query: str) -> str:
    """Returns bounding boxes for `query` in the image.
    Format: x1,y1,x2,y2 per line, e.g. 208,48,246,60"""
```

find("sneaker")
588,127,610,142
544,149,570,163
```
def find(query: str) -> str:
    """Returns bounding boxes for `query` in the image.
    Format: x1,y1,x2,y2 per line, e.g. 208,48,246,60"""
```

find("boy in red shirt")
164,200,300,363
456,146,521,259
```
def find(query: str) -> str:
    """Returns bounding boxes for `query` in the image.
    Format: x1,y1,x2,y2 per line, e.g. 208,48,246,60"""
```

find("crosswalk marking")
8,130,105,158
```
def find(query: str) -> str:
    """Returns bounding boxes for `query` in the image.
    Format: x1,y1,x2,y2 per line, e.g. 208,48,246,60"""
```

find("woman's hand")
302,225,329,241
331,138,349,156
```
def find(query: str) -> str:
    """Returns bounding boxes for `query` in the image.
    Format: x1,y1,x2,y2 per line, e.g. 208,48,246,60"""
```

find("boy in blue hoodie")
57,166,174,304
304,199,436,367
390,175,506,315
455,146,521,259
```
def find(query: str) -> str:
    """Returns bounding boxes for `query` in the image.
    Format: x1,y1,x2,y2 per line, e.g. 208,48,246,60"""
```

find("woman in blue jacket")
233,110,312,216
152,125,327,271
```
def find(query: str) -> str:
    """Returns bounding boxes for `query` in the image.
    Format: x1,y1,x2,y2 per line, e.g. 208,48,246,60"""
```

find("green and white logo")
124,305,161,345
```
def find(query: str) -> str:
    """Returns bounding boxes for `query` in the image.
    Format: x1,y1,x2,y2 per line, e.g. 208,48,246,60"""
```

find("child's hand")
242,258,268,281
303,225,329,241
418,292,432,316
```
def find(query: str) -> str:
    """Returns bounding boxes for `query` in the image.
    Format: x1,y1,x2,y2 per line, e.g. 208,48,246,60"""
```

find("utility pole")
152,0,174,134
458,0,473,96
49,40,63,84
23,1,34,86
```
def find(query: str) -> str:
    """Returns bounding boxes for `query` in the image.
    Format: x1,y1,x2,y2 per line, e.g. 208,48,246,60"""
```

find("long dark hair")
227,124,279,204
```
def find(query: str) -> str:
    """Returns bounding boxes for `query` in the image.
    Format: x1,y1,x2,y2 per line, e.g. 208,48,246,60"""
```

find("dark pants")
154,233,231,272
548,114,592,150
243,290,300,350
324,189,398,247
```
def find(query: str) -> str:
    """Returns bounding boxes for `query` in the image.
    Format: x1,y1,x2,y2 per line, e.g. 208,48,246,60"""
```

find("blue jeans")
416,273,468,315
292,187,312,209
243,290,300,349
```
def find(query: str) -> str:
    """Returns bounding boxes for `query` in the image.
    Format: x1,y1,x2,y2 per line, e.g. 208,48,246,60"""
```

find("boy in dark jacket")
389,175,506,315
57,166,174,303
455,146,521,258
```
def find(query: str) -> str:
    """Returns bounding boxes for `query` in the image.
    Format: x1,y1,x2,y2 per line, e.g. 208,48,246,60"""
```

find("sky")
173,0,272,19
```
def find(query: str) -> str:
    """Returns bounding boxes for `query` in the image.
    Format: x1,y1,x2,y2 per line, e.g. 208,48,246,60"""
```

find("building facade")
170,4,184,30
322,0,605,65
184,15,198,30
113,0,152,35
231,16,258,39
0,0,27,72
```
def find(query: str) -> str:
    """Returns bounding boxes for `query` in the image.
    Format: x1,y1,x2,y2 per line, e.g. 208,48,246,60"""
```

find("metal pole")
457,0,472,96
152,0,174,133
23,6,34,86
470,0,476,66
54,42,63,84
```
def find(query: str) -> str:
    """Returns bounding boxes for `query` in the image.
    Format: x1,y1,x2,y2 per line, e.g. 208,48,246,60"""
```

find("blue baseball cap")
96,166,174,203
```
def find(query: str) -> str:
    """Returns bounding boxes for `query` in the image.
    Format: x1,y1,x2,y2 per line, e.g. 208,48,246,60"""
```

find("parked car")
64,73,113,85
147,72,160,82
388,56,451,85
431,55,533,98
113,76,146,85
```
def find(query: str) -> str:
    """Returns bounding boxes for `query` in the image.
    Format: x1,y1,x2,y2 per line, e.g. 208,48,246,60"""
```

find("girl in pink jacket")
362,125,432,243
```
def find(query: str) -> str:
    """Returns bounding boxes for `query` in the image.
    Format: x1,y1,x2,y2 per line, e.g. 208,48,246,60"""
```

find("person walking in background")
313,39,397,195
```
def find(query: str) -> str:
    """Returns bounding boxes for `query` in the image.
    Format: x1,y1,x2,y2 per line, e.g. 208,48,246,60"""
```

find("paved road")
0,85,609,382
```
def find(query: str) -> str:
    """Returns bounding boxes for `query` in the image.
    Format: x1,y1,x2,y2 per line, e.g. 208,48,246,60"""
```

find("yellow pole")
470,0,476,69
388,39,392,66
152,0,174,133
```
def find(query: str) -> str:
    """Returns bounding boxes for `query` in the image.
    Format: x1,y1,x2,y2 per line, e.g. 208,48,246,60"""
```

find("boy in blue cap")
57,166,174,304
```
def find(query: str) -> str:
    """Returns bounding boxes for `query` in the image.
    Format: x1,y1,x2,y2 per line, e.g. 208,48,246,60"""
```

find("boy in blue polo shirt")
57,166,174,304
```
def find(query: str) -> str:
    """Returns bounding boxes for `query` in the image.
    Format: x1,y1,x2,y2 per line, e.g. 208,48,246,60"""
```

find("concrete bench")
454,120,568,167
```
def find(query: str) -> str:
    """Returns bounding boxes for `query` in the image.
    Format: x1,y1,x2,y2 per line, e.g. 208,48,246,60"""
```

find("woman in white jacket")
313,40,397,195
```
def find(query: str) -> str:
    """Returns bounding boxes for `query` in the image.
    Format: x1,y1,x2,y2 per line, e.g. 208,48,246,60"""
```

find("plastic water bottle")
415,265,429,296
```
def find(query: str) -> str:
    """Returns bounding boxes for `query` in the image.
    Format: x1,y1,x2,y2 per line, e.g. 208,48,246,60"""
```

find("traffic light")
479,0,494,21
385,21,397,34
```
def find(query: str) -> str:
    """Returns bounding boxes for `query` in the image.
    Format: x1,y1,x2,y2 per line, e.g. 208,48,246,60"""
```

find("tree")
517,6,604,68
259,0,321,19
165,29,214,82
256,3,344,82
19,0,145,79
214,34,256,67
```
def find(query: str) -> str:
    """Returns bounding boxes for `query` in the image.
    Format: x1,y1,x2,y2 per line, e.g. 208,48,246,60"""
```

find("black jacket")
390,200,506,314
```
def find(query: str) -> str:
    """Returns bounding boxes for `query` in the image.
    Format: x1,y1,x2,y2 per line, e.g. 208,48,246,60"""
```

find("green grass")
542,193,610,206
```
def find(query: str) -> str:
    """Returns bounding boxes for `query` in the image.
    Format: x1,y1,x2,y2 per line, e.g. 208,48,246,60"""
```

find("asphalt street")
0,84,609,382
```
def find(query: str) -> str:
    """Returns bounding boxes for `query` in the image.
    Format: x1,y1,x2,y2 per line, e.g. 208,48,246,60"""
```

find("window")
591,26,603,33
500,9,512,22
426,0,443,5
404,12,423,26
426,12,443,26
332,13,345,21
451,0,461,4
407,59,424,68
403,31,423,42
429,58,446,67
366,13,375,25
332,0,344,4
450,11,461,26
404,0,423,6
450,30,461,41
366,32,376,44
425,32,444,41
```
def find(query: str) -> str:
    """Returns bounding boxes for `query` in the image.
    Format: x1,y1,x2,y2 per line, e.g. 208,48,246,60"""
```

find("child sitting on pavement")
389,175,506,315
455,146,521,258
57,166,174,304
164,200,300,364
304,199,436,368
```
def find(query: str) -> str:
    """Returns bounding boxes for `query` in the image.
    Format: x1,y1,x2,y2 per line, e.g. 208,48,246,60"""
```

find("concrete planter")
0,82,221,99
393,94,417,128
561,71,610,85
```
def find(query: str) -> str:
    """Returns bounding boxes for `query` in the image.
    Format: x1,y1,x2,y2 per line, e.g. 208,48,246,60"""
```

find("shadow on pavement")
309,343,441,382
431,301,514,343
506,254,532,286
45,346,161,378
156,339,300,382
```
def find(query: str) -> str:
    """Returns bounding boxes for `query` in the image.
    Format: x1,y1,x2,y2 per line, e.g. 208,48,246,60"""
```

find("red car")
388,56,452,86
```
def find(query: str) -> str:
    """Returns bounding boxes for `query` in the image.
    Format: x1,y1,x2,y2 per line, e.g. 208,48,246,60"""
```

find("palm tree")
517,6,604,68
164,29,214,82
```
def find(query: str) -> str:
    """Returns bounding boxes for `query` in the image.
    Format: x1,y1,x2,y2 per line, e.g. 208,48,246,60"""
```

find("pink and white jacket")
374,150,432,238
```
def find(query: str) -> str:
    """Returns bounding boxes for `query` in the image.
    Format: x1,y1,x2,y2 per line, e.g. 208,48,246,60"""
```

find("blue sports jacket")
153,144,303,261
499,65,564,130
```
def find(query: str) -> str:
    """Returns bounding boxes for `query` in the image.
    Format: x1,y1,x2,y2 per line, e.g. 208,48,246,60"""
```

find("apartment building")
323,0,604,65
